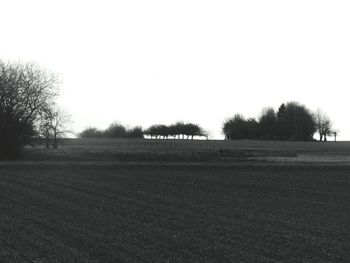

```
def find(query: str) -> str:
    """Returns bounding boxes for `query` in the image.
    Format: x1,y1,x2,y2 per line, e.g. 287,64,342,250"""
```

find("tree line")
145,122,207,139
79,122,208,140
0,60,339,160
223,102,336,141
79,123,143,139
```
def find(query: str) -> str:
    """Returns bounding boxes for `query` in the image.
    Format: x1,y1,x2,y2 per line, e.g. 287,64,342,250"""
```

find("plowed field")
1,163,349,262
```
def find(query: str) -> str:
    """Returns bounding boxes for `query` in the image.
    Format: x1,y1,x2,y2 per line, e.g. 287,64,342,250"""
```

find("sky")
1,0,349,139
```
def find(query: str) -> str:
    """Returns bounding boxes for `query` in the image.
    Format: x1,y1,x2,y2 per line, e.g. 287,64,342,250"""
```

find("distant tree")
156,125,170,139
104,122,127,138
79,127,104,138
223,114,248,140
282,102,316,141
0,61,58,159
314,109,332,142
38,106,71,148
145,122,207,140
332,130,339,142
145,124,163,139
166,122,186,139
168,124,178,139
50,108,72,148
173,122,186,139
197,126,208,139
259,107,277,140
38,106,54,149
127,126,144,138
183,123,206,139
246,118,260,139
224,102,316,141
80,124,144,139
202,130,210,140
165,125,172,139
275,103,288,140
145,125,155,139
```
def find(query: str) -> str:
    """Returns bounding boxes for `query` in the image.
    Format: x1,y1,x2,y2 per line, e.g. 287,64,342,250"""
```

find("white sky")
1,1,349,139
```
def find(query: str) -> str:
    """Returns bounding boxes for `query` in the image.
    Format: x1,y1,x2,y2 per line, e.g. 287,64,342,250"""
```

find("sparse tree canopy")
314,109,332,142
38,106,71,148
0,61,58,159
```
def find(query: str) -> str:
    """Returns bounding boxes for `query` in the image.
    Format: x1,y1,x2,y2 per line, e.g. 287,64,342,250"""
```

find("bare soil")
1,139,350,262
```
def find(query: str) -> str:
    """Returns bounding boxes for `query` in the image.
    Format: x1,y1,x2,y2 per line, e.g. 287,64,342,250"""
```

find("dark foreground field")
1,163,350,262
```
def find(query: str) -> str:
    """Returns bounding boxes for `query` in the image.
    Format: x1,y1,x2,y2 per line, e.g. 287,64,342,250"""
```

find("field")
1,139,350,262
23,138,350,163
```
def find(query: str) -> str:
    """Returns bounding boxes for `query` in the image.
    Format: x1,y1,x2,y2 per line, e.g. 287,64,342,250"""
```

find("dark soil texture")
1,164,349,262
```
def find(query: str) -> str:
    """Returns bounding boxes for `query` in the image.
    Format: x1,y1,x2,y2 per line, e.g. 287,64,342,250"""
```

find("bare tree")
331,130,339,142
0,61,58,159
39,107,72,149
38,106,54,149
314,109,332,142
50,108,72,149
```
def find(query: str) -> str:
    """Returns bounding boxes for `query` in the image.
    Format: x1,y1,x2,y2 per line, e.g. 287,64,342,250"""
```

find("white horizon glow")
1,1,349,139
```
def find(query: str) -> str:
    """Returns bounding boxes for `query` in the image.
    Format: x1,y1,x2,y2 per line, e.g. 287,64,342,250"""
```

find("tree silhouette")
276,103,288,140
224,102,317,141
145,122,207,140
104,122,127,138
127,126,144,138
223,114,247,140
39,107,71,148
0,61,58,159
332,130,339,142
277,102,316,141
315,109,332,142
38,106,54,149
79,127,104,138
168,124,178,139
51,109,72,148
173,122,186,139
259,107,276,140
183,123,206,139
145,125,161,139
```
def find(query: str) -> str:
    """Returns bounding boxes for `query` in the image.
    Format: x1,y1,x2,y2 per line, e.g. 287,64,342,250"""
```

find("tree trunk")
53,132,58,149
